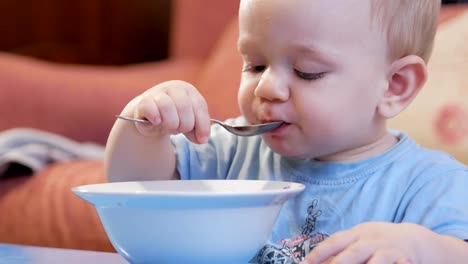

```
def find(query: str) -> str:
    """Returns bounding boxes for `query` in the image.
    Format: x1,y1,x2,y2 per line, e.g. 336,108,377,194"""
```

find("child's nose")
254,68,289,101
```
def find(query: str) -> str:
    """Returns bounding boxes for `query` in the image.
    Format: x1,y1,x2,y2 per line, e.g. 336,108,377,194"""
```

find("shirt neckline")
281,131,416,185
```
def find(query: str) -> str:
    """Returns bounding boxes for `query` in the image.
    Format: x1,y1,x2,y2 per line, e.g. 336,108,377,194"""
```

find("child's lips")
266,121,289,134
258,118,289,133
260,118,284,124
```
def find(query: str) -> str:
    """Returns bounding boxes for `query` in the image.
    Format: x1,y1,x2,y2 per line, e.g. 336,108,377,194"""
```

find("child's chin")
264,142,304,159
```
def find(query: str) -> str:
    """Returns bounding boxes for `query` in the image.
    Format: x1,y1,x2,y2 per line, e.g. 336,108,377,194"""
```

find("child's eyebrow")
237,39,340,64
291,43,340,61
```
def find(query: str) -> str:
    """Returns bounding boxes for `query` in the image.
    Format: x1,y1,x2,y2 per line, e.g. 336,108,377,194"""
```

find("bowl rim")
71,179,305,198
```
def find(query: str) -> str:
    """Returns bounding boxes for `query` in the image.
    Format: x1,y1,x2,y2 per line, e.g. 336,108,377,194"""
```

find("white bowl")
72,180,304,264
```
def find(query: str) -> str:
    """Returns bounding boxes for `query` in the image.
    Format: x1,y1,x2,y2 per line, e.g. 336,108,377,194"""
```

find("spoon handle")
116,115,219,125
115,115,282,137
116,115,151,124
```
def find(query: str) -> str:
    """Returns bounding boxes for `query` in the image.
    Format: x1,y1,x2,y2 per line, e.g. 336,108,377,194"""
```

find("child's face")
237,0,392,161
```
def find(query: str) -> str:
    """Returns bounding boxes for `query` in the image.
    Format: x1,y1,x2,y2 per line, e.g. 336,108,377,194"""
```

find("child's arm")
302,222,468,264
105,80,211,182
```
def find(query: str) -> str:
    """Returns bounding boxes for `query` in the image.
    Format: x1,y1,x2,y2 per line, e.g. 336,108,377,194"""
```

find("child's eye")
243,65,266,73
294,70,325,81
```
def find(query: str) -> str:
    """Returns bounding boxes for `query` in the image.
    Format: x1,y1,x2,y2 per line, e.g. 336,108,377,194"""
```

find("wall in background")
0,0,171,65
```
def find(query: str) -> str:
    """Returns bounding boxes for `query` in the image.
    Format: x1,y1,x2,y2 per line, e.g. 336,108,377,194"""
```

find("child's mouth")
266,122,289,134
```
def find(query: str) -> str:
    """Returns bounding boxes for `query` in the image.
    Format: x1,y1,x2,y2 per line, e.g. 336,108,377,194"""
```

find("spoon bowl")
116,115,283,136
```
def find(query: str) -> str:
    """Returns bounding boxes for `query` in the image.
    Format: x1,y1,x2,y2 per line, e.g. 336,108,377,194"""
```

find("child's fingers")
151,92,180,132
366,249,410,264
132,80,210,143
302,230,356,264
135,95,161,125
166,86,195,134
189,88,210,144
133,95,163,136
327,239,378,264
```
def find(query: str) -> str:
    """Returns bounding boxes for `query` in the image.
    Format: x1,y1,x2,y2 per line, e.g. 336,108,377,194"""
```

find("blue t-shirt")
171,117,468,263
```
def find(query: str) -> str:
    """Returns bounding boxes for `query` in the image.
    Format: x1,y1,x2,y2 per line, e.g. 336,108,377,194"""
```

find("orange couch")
0,2,467,252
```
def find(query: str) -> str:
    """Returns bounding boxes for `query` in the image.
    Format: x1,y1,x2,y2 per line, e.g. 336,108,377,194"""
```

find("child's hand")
130,80,211,144
302,222,441,264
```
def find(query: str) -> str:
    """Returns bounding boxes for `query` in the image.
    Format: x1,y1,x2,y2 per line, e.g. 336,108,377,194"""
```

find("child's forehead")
240,0,370,14
239,0,376,40
238,0,387,60
239,0,373,28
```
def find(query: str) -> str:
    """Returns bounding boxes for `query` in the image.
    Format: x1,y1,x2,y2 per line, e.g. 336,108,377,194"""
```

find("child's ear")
377,55,428,118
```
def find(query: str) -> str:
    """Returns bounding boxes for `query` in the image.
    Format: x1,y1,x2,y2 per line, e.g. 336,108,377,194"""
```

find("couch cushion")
0,52,201,145
0,160,114,252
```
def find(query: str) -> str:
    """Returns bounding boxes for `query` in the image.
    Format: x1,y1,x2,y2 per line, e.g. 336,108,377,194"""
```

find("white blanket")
0,128,105,176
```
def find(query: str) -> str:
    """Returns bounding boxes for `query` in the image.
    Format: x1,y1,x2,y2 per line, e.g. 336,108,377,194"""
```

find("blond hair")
371,0,440,63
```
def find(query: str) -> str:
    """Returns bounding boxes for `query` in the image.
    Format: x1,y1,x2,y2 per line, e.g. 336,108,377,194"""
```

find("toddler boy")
106,0,468,263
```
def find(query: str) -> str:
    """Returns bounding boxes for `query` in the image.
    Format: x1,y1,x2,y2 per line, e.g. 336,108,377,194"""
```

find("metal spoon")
115,115,283,137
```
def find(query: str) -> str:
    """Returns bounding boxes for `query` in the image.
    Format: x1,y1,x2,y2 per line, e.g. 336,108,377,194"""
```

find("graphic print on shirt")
254,199,329,264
